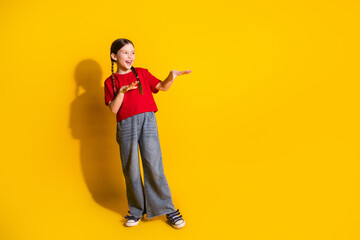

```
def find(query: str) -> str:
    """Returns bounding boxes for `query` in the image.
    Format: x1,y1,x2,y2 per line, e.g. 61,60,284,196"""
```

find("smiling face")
111,43,135,73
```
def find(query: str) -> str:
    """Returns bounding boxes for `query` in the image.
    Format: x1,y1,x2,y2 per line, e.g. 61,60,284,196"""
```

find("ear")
110,53,117,61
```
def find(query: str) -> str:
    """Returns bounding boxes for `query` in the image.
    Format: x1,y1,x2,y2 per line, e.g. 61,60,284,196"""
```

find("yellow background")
1,0,359,239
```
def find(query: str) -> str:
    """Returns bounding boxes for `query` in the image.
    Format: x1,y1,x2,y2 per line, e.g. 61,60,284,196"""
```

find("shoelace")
124,211,140,221
166,209,183,224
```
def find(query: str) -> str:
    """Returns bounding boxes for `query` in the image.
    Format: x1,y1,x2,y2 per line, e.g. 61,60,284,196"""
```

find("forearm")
159,71,175,91
108,91,125,114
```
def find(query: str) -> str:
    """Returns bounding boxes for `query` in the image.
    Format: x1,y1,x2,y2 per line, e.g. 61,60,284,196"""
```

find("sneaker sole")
125,217,141,227
172,220,185,229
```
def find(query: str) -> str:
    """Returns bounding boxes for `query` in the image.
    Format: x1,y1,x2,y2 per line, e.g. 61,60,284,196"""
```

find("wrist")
119,87,126,94
169,71,175,80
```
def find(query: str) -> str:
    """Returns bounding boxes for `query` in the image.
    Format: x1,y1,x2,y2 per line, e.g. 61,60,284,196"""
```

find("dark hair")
110,38,143,95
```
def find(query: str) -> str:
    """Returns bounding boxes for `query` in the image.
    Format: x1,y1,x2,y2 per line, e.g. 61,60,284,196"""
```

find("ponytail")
111,61,118,95
131,66,143,95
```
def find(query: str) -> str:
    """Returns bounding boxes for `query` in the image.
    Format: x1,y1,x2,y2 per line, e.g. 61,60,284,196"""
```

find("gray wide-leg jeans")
116,111,176,219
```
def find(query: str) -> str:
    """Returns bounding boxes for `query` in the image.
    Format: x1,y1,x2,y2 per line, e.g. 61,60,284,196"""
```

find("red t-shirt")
104,67,162,121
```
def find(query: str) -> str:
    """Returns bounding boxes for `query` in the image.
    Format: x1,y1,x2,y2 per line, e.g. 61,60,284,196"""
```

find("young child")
104,38,191,228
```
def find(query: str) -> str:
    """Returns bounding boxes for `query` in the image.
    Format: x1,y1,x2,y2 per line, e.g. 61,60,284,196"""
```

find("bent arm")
155,70,192,91
108,81,139,114
108,91,125,114
155,71,175,91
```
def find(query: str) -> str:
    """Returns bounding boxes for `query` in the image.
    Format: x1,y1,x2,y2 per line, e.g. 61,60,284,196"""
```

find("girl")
104,38,191,228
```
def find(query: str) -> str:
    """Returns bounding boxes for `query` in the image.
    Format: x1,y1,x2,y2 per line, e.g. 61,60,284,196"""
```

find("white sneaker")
166,209,185,229
124,211,141,227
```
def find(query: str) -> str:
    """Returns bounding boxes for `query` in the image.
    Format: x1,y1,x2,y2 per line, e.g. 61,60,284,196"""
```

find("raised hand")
171,70,192,78
119,81,139,94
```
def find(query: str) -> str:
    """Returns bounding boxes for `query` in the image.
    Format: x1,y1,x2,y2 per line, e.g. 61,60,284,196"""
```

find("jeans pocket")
117,117,134,143
149,112,156,122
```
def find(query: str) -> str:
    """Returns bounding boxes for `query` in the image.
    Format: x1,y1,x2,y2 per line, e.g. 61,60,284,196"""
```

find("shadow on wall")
69,59,127,216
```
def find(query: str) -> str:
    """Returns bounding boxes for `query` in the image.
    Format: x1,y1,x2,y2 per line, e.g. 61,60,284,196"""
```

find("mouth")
125,60,133,65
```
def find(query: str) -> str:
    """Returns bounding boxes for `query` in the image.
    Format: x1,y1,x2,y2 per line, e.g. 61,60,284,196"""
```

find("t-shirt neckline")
114,70,133,76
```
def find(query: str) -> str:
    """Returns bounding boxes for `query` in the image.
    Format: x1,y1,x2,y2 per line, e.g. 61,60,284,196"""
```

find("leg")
138,112,176,219
116,116,145,218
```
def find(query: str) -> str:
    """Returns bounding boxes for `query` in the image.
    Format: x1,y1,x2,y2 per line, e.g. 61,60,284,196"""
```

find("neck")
116,65,132,74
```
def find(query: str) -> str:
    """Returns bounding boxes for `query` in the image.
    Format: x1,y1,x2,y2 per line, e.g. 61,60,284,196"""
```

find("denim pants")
116,111,176,219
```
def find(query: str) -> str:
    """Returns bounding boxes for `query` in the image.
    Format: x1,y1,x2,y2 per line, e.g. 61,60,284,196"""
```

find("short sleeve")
104,79,115,106
144,69,162,94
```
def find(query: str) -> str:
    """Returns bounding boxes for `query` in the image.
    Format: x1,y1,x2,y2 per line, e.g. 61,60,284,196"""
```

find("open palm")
171,70,192,78
120,81,139,93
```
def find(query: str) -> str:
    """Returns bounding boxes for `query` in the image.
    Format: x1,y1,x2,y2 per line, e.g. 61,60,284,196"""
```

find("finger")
178,70,191,76
130,81,139,87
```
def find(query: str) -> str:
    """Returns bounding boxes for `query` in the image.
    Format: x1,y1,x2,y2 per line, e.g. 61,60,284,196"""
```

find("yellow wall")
1,0,359,239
